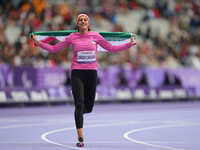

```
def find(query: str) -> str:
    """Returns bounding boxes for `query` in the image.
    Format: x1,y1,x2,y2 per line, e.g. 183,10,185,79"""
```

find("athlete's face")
77,15,90,31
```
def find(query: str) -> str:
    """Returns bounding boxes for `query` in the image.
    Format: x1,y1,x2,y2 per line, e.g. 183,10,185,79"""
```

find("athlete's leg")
83,70,97,114
71,70,84,129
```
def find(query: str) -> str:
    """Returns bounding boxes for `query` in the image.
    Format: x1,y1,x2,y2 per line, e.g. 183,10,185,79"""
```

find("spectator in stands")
0,0,199,69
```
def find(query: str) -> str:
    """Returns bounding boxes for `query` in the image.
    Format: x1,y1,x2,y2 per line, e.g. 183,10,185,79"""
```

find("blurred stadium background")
0,0,200,106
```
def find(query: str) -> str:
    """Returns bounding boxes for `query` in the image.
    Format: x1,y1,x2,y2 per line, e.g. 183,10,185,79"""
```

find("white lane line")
0,121,73,129
0,119,143,129
41,120,143,150
141,141,185,144
0,120,140,130
42,127,87,150
123,123,200,150
0,118,196,129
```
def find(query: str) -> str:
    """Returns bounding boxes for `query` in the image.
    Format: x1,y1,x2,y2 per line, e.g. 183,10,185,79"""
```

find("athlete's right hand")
31,33,36,41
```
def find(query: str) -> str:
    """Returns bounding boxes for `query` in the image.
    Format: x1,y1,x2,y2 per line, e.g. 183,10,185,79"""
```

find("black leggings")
71,69,97,129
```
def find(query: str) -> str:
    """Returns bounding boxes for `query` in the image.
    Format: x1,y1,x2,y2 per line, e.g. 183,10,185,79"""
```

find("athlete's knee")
84,106,93,113
75,101,84,110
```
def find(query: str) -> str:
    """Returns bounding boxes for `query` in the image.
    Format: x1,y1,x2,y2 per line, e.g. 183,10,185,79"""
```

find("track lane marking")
123,123,200,150
41,121,143,150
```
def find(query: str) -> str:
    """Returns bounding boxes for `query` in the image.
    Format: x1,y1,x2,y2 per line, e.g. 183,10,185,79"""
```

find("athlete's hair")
75,13,91,32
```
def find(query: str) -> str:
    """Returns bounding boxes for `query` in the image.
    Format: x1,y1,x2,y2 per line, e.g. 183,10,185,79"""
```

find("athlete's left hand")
130,34,136,45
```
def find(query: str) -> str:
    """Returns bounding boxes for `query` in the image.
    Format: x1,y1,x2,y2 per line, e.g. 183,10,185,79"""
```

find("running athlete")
31,13,136,147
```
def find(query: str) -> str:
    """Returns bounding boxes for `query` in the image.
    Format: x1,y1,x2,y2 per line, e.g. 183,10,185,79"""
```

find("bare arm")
31,33,71,53
96,33,136,53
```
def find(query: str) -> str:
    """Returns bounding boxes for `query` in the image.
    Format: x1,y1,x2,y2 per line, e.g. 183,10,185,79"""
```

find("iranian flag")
32,30,136,51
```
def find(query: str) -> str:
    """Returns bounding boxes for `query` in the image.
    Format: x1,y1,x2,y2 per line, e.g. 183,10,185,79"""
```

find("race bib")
77,51,96,63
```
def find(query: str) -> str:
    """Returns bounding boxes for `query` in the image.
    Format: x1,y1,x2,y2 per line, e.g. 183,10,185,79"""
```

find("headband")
76,14,90,25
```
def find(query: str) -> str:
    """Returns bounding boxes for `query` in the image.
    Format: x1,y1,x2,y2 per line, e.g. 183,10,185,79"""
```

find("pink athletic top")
39,31,136,70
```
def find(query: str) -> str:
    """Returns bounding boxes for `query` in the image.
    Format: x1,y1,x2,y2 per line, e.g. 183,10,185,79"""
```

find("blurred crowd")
0,0,200,69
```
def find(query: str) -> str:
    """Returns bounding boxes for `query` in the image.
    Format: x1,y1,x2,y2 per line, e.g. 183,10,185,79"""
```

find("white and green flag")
32,30,136,51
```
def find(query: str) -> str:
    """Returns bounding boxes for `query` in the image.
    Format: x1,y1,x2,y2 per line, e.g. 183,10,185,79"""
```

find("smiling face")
76,14,90,32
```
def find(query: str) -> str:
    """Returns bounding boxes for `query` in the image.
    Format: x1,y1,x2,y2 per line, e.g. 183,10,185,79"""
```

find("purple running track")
0,101,200,150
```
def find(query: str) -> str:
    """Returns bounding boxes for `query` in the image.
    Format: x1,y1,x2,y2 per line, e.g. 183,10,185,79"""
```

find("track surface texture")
1,101,200,150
